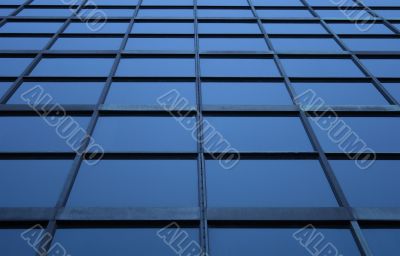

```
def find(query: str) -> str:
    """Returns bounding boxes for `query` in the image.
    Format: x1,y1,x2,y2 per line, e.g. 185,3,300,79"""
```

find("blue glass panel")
383,83,400,102
0,22,63,33
0,116,90,152
67,160,198,207
316,9,373,19
18,8,73,16
305,0,356,6
253,0,304,6
328,23,393,34
361,0,400,7
52,228,199,256
51,38,123,50
210,228,360,256
198,9,254,18
330,160,400,207
0,229,38,256
137,9,193,17
199,38,268,52
281,58,364,77
0,9,15,16
125,38,194,51
373,10,400,19
132,22,194,34
116,58,195,77
142,0,193,5
78,8,134,17
0,37,49,50
2,0,25,4
343,38,400,51
64,22,128,34
0,82,12,98
360,59,400,77
198,0,248,6
363,228,400,256
0,160,71,207
207,160,337,207
263,23,328,34
203,116,313,152
30,58,114,77
257,9,313,18
31,0,82,4
8,82,104,104
292,82,388,105
92,117,197,152
0,58,33,77
105,82,196,107
84,0,138,5
200,58,280,77
310,117,400,152
202,82,292,105
271,38,342,52
199,23,261,34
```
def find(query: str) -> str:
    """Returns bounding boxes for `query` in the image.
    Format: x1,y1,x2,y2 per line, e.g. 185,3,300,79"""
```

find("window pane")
0,37,49,50
327,23,393,34
271,38,342,52
198,9,254,18
200,58,280,77
132,22,194,34
343,38,400,51
316,9,373,19
105,82,196,107
0,22,63,33
330,160,400,207
84,0,138,5
207,160,337,207
78,8,134,17
373,9,400,19
210,228,360,255
67,160,198,207
64,22,128,34
0,8,15,16
310,116,400,152
362,228,400,256
0,229,38,255
137,9,193,18
0,160,71,207
0,116,90,152
92,116,197,152
0,58,33,77
360,59,400,78
51,38,122,50
8,82,104,105
30,58,114,77
292,82,388,105
116,58,195,77
198,0,248,6
18,8,73,16
253,0,304,6
0,82,12,98
360,0,400,7
383,83,400,102
142,0,193,5
202,82,292,105
203,116,313,152
31,0,82,4
125,38,194,51
52,228,199,255
199,38,268,52
257,9,313,18
306,0,356,6
198,23,261,34
281,58,364,77
263,23,327,34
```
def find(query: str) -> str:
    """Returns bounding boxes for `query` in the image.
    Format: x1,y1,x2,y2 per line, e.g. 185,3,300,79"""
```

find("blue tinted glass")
116,58,195,77
18,8,73,16
316,9,373,19
142,0,193,5
199,23,261,34
328,23,393,34
271,38,342,52
52,228,199,256
0,229,38,256
0,58,32,77
203,116,313,152
132,22,194,34
207,160,337,207
105,82,196,107
68,160,198,207
84,0,138,5
30,58,114,77
310,117,400,152
51,38,122,50
0,116,89,152
8,82,104,104
263,23,327,34
92,117,197,152
0,8,15,16
383,83,400,102
198,9,254,18
0,22,63,33
0,82,12,98
31,0,82,4
281,58,364,77
306,0,356,6
210,228,360,256
343,38,400,51
78,8,134,17
200,58,280,77
361,0,400,7
331,160,400,207
360,59,400,77
363,228,400,256
257,9,313,18
199,38,268,52
0,37,49,50
64,22,128,34
137,9,193,17
293,82,388,105
253,0,304,6
2,0,25,4
198,0,248,6
202,82,292,105
373,10,400,19
0,160,71,207
125,38,194,51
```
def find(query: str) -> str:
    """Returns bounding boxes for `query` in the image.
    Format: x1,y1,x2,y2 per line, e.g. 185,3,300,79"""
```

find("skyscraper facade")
0,0,399,255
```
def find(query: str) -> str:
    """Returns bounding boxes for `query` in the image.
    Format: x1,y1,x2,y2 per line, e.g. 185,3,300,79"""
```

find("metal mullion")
350,221,374,256
0,0,33,26
194,0,209,255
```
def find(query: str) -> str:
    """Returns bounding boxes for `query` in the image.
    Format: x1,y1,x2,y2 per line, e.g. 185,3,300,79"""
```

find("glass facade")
0,0,399,255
